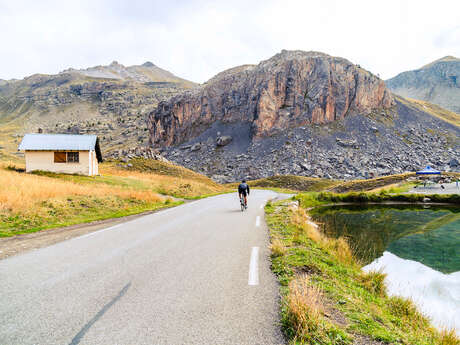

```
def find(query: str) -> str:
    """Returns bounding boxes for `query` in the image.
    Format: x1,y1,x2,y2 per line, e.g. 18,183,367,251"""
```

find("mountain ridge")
386,56,460,114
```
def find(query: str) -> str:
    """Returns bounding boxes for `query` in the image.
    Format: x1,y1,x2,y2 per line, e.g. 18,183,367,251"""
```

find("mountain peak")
142,61,155,67
421,55,460,69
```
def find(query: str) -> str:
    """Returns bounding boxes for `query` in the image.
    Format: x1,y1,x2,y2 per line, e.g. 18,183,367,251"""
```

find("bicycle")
240,195,247,212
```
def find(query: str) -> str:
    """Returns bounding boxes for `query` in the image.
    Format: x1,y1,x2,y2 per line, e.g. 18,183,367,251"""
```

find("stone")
216,136,232,147
449,158,459,167
190,143,201,151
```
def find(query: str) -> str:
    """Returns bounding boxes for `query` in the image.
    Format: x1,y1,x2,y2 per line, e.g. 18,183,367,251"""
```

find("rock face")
148,50,394,147
386,56,460,114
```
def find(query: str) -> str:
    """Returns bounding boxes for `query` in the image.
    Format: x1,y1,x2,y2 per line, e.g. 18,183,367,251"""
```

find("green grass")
328,173,415,193
0,195,182,237
265,201,459,345
294,191,460,208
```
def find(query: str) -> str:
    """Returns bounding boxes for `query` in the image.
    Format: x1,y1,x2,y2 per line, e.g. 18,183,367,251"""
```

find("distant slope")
397,96,460,128
0,62,196,160
386,56,460,114
62,61,195,88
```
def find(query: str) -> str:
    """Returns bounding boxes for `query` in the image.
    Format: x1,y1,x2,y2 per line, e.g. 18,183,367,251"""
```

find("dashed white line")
248,247,259,285
255,216,261,227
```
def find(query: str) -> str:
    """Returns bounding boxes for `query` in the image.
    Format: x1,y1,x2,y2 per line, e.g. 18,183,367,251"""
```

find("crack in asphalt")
68,282,131,345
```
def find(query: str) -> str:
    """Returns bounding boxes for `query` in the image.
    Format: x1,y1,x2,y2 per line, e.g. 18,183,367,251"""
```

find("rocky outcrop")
386,56,460,113
158,98,460,182
148,50,394,147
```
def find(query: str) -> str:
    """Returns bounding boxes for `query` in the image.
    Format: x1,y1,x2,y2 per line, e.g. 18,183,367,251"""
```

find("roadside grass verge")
265,201,459,344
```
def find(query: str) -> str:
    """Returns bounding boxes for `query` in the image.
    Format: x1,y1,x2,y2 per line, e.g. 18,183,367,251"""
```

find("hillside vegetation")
226,175,340,193
0,159,227,237
399,97,460,128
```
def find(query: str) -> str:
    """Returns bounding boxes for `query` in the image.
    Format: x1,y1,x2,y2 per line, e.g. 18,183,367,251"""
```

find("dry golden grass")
405,98,460,128
291,208,358,267
358,270,387,297
287,276,324,337
439,329,460,345
0,167,163,215
269,237,287,257
101,163,226,198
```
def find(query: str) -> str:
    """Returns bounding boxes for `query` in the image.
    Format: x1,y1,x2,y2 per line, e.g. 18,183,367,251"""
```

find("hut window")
54,152,66,163
54,152,79,163
67,152,79,163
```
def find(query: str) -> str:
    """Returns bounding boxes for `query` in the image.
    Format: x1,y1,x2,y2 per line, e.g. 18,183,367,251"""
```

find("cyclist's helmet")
242,179,246,183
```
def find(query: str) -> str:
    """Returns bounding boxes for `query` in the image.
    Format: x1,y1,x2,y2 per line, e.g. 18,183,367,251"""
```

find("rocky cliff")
148,50,394,146
147,51,459,182
386,56,460,114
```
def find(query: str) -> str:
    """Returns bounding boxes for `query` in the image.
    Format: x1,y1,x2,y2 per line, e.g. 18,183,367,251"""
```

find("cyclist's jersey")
238,183,250,195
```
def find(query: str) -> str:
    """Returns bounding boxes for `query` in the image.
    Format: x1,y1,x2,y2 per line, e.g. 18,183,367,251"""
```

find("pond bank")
266,199,459,344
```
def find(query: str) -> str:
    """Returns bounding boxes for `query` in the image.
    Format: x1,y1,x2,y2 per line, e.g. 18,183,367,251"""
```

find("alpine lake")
310,204,460,334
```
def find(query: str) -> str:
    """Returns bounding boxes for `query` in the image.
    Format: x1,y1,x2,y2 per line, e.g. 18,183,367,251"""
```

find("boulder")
216,136,232,147
190,143,201,151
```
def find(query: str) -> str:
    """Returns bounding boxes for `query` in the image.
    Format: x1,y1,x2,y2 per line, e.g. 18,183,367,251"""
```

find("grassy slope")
226,175,341,194
0,158,228,237
397,96,460,127
266,199,459,345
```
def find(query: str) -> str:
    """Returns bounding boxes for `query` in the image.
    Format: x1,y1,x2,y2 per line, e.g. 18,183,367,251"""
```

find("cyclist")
238,179,250,208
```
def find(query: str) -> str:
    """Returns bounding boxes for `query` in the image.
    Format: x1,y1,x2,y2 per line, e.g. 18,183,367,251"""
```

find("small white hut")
18,134,102,176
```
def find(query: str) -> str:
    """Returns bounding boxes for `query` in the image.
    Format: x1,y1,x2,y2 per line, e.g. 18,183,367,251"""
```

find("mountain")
0,62,196,160
61,61,195,87
386,56,460,114
148,50,460,182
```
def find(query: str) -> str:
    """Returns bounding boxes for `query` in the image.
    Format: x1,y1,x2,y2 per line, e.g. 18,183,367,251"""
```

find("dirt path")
0,207,178,260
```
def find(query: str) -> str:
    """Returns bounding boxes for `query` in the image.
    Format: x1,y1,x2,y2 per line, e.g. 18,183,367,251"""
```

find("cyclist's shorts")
240,191,247,197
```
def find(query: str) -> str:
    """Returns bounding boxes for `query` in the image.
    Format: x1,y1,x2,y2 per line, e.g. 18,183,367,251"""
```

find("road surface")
0,190,287,345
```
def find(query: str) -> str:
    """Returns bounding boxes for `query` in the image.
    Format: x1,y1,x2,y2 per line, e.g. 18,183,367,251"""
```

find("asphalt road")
0,190,287,345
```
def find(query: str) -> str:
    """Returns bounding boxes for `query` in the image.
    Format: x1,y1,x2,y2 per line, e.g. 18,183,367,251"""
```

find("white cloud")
0,0,459,82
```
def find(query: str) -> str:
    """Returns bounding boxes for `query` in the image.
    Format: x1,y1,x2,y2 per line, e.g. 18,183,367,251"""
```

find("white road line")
77,223,124,239
255,216,261,227
248,247,259,286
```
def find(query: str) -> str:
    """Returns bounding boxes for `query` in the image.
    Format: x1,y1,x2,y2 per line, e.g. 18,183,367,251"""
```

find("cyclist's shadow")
224,209,247,213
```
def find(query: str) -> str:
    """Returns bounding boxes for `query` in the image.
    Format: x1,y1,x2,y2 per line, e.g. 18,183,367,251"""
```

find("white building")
18,134,102,176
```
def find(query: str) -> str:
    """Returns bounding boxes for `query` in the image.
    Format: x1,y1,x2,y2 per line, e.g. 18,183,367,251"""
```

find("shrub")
358,270,387,297
270,237,287,257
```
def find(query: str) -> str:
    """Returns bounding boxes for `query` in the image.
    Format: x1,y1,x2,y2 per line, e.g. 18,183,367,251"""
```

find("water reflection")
310,205,460,273
365,252,460,334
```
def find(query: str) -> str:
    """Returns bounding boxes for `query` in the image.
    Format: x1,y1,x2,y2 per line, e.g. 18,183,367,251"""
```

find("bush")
358,270,387,297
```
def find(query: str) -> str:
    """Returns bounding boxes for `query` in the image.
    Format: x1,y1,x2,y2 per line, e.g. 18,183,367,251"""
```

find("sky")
0,0,459,83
